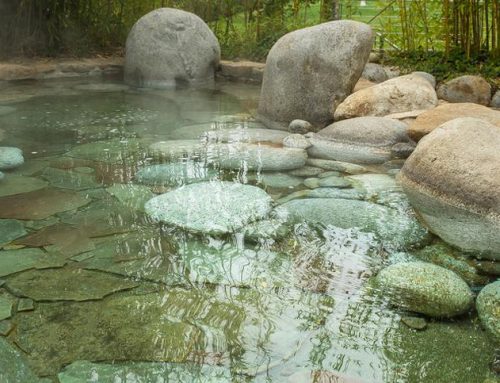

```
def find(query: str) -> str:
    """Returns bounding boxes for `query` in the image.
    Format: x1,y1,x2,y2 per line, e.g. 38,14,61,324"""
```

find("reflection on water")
0,78,496,383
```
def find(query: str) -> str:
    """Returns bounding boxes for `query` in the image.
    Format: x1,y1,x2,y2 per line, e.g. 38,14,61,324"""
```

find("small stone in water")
0,147,24,170
401,316,427,330
0,320,13,336
317,175,352,188
0,297,12,321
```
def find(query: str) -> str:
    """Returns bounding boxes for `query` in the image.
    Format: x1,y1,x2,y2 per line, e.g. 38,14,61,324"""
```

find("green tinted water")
0,78,496,383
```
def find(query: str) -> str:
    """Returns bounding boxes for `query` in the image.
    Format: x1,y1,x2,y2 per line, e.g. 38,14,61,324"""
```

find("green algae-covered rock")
106,184,154,212
0,337,41,383
0,175,48,198
40,167,99,191
282,198,429,250
145,181,272,235
0,296,12,320
375,262,474,317
58,361,234,383
476,281,500,342
66,139,145,163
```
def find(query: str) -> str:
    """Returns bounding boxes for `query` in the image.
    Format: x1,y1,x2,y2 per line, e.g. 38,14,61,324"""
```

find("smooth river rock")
211,143,307,171
407,102,500,141
135,162,218,186
0,147,24,170
125,8,220,88
399,118,500,260
476,281,500,342
437,75,492,106
145,181,272,235
361,63,388,83
258,20,373,129
282,198,428,250
307,117,411,164
334,74,438,121
375,262,473,318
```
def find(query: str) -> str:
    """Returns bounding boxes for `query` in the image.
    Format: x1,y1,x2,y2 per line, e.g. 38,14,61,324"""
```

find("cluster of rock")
122,10,500,337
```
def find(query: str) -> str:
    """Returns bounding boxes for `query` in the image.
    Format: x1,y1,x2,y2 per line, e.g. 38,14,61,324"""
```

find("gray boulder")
307,117,411,164
437,75,491,106
288,119,313,134
334,74,438,120
492,90,500,108
476,281,500,342
362,63,388,83
375,262,473,318
0,147,24,170
144,181,272,235
283,134,311,149
399,118,500,260
412,71,436,88
258,21,373,129
125,8,220,88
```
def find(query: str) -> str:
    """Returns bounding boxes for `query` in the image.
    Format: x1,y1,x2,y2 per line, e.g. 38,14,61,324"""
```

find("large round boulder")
125,8,220,88
258,21,373,130
334,74,438,121
476,281,500,342
408,102,500,141
375,262,473,318
437,75,492,106
399,118,500,260
307,117,412,164
145,181,272,235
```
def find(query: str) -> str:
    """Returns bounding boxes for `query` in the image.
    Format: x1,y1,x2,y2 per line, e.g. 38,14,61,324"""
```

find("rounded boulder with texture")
408,102,500,141
399,118,500,260
307,117,411,164
125,8,220,88
334,74,438,121
437,75,491,106
258,20,373,130
0,147,24,170
375,262,473,318
476,281,500,342
361,63,388,83
145,181,272,235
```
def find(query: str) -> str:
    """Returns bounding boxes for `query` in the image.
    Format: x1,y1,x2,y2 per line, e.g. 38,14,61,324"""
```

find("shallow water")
0,78,497,383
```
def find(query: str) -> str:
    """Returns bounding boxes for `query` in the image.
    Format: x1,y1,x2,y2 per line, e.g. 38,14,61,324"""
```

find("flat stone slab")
145,181,272,235
0,188,90,220
106,184,154,212
6,268,138,301
66,139,145,163
40,167,99,190
0,175,48,198
149,140,207,159
202,127,288,144
58,361,233,383
0,219,27,246
0,248,66,277
0,337,42,383
0,296,12,320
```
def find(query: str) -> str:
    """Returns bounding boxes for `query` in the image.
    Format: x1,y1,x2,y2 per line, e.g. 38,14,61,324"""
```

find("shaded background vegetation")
0,0,499,78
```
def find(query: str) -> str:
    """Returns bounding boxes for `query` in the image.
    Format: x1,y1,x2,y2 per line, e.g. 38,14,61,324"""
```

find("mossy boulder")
375,262,474,317
476,281,500,342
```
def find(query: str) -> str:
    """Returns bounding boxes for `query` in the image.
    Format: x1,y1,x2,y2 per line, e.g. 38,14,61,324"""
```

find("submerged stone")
348,173,401,196
0,337,41,383
66,139,145,163
0,175,48,198
0,219,27,246
0,188,90,220
375,262,474,317
106,184,154,212
317,175,352,188
0,147,24,170
40,167,100,190
17,298,35,312
213,143,307,171
58,361,233,383
203,127,288,144
282,198,428,250
145,181,272,235
288,166,324,177
6,268,138,302
0,248,66,277
73,83,130,92
135,162,218,186
401,316,427,330
149,140,206,159
305,158,367,174
258,173,303,189
0,296,12,320
476,281,500,342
